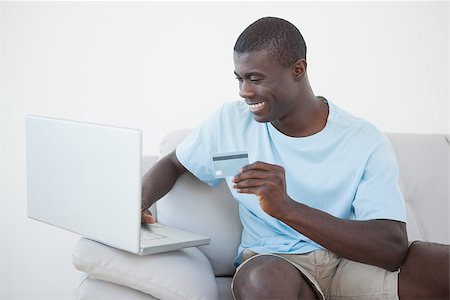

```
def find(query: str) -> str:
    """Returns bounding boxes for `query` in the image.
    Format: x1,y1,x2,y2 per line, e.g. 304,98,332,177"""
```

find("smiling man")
141,17,449,299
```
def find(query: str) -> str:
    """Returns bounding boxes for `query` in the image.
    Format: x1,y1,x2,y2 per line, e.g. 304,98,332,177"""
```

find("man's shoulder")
218,100,249,115
331,103,388,146
197,100,251,130
215,100,254,126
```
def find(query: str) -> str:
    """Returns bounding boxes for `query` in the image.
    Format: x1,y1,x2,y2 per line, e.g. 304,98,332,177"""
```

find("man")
141,17,449,299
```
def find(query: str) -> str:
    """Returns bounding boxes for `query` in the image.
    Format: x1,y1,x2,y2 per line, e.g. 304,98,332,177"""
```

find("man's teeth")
249,102,266,109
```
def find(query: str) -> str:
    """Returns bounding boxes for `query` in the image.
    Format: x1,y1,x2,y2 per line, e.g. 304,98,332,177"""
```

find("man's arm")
281,202,408,271
232,161,409,272
141,150,187,223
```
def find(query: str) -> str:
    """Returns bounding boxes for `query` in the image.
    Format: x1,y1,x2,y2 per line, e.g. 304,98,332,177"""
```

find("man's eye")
250,78,261,82
235,76,243,82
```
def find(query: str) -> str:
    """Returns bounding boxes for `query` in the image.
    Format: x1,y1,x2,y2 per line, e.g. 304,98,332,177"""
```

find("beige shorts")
232,249,399,300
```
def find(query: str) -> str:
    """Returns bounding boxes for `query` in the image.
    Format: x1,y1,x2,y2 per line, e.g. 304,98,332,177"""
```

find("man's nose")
239,81,256,99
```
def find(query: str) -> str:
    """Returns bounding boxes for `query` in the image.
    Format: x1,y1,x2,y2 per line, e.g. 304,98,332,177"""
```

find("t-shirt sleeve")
352,141,407,222
175,106,224,187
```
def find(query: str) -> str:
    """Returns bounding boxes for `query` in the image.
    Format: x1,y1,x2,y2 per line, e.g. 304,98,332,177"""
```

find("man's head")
234,17,307,68
233,17,313,127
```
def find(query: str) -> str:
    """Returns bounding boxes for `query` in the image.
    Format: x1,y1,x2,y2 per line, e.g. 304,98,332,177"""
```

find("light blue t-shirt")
176,100,406,266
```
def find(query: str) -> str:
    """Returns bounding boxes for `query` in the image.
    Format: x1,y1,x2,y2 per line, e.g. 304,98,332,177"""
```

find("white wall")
1,1,448,299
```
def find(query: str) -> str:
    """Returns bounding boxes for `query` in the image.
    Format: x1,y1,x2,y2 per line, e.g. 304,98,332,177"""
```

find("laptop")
26,115,210,255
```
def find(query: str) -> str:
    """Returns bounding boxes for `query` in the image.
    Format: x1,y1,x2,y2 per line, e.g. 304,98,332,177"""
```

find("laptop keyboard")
140,228,167,241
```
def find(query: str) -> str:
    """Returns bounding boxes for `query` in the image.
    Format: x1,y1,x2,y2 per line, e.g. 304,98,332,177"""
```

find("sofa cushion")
74,275,234,300
72,237,218,300
216,277,233,300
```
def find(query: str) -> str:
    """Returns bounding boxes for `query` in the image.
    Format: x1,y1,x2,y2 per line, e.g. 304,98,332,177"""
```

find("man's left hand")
232,161,293,218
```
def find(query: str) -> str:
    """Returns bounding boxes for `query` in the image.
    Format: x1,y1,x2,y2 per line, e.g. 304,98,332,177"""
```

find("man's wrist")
277,197,301,222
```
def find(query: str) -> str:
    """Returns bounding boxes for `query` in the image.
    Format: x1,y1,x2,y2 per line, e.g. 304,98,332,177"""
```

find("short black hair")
234,17,307,67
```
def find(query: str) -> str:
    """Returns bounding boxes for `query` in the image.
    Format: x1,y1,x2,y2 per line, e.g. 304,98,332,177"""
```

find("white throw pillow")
72,238,219,300
75,274,158,300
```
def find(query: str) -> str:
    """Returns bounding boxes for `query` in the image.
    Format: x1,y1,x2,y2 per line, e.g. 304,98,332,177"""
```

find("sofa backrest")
385,133,449,244
156,130,241,277
154,130,449,277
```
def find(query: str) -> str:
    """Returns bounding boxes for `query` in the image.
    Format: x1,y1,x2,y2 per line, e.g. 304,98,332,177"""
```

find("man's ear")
292,59,307,80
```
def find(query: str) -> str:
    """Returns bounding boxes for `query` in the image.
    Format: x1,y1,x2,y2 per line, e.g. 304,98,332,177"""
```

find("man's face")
233,50,297,123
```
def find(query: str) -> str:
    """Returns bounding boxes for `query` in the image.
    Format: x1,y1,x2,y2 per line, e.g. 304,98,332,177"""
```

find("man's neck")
271,95,329,138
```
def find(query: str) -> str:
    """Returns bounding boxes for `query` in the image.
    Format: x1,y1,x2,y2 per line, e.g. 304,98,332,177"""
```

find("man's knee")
232,254,319,300
399,241,449,299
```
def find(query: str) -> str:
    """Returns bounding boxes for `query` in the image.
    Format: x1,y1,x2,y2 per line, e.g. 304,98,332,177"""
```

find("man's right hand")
140,150,187,224
141,209,156,224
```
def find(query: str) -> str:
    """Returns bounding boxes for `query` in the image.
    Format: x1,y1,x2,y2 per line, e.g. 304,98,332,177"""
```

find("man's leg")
399,241,450,299
232,255,320,300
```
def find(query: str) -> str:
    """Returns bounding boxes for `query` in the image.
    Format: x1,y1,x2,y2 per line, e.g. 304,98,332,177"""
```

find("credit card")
212,151,249,178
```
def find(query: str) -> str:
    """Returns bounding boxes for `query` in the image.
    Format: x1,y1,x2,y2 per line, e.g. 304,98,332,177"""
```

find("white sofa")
72,130,449,300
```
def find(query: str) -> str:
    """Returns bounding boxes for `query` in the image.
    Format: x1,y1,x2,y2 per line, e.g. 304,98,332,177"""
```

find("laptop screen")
26,115,142,253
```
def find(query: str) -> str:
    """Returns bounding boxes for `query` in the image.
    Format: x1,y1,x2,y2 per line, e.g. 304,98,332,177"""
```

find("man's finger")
233,169,271,183
240,161,283,173
233,178,267,189
141,210,156,224
234,186,262,195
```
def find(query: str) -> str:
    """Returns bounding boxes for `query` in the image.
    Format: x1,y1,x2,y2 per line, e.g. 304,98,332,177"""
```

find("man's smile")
247,101,267,113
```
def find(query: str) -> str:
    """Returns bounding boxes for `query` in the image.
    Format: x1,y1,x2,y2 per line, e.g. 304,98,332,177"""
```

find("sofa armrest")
72,237,219,300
